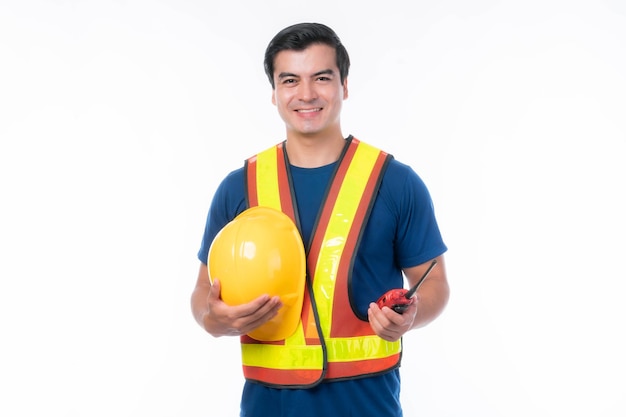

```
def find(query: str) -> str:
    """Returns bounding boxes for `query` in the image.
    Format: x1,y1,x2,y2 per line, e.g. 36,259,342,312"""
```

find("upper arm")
195,262,211,290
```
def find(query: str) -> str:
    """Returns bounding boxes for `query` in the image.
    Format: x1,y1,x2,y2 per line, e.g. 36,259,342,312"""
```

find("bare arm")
368,255,450,341
190,263,283,337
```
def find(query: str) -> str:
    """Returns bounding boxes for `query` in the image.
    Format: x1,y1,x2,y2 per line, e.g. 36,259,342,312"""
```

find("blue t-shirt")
197,144,447,417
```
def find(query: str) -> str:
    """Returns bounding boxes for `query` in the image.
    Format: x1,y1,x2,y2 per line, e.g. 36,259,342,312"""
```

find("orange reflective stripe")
326,353,401,380
245,156,258,207
243,366,324,387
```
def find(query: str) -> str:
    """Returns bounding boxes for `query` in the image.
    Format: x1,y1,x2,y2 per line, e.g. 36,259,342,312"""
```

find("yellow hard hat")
208,206,306,341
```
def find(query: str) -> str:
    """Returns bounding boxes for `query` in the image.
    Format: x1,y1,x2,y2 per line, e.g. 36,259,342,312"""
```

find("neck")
284,132,346,168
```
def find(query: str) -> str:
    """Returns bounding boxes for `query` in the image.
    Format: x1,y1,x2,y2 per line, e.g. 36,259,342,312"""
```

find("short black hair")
264,22,350,89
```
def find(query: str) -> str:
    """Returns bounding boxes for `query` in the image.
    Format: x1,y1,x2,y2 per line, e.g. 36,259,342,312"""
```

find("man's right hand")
203,278,283,337
191,263,283,337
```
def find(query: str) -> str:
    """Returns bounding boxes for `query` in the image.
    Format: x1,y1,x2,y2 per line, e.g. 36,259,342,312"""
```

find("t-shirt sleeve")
392,162,447,268
196,168,247,264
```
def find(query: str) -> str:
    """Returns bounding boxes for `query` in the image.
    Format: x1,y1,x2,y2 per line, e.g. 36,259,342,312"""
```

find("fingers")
206,279,283,337
236,296,282,335
368,301,416,342
209,278,281,316
236,294,282,319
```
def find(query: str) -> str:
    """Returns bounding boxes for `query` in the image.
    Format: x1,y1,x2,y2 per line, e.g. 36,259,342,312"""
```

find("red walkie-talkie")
376,259,437,313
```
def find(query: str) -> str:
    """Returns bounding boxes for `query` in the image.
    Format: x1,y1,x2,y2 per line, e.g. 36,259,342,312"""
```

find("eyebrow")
277,69,335,80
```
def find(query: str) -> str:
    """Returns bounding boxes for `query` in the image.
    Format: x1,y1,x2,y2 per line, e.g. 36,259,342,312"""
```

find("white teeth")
297,108,321,113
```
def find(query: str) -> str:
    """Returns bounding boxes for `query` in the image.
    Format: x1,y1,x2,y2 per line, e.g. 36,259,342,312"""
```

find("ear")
271,89,276,105
343,78,349,100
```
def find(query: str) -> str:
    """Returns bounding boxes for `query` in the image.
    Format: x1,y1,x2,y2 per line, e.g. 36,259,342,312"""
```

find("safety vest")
241,136,401,388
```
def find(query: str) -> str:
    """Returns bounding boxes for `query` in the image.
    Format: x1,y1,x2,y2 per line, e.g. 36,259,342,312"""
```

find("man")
191,22,449,417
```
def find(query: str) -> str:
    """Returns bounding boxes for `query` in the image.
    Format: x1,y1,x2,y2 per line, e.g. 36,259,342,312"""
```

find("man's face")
271,43,348,139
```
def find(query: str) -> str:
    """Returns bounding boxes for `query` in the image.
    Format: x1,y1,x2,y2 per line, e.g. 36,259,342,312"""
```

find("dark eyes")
281,77,331,85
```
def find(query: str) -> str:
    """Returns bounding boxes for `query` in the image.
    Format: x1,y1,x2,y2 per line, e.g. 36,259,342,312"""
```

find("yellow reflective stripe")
242,343,324,370
313,143,381,334
255,147,281,209
242,335,400,370
326,337,401,362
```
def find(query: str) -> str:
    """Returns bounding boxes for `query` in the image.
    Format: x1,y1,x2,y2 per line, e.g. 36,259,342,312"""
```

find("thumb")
209,278,222,301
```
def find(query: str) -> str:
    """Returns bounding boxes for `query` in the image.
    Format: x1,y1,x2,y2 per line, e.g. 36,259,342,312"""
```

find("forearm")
191,285,236,338
412,278,449,329
190,263,221,336
190,285,212,332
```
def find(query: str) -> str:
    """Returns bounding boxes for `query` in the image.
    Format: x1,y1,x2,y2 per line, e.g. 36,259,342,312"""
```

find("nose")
298,80,317,102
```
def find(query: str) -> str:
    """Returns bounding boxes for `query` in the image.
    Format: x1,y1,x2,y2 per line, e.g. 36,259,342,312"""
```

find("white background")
1,1,625,416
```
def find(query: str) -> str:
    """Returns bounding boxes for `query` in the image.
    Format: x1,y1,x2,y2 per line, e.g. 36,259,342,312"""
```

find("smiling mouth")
296,108,322,113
